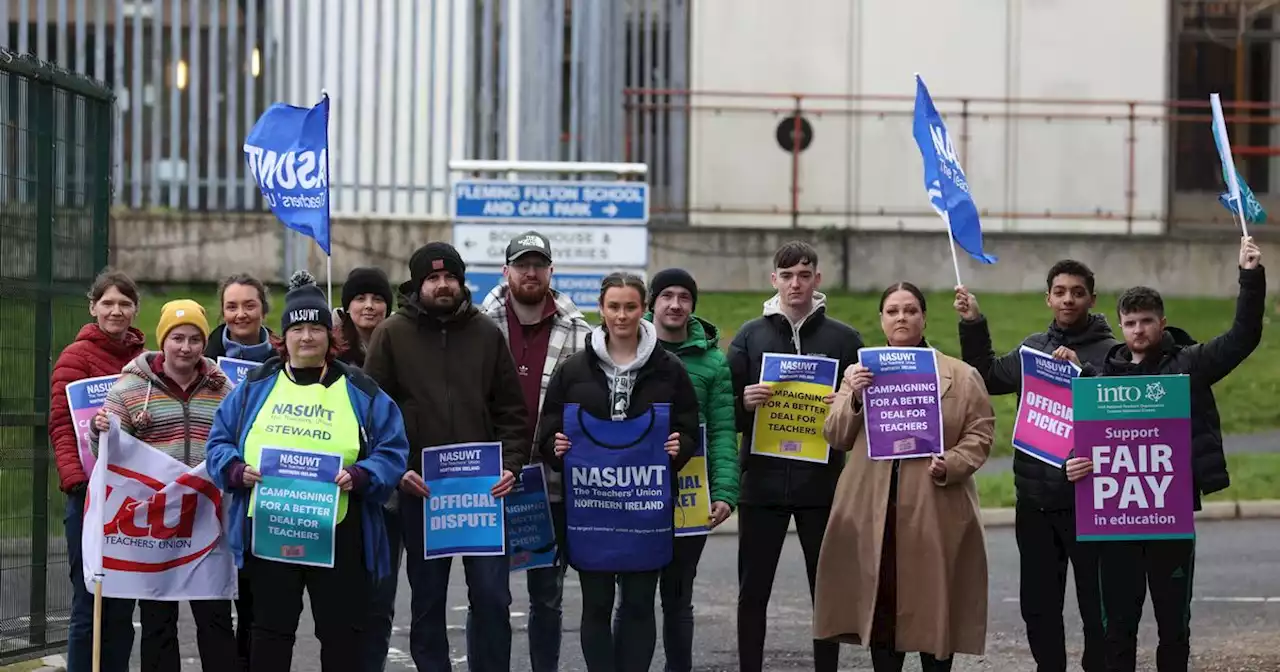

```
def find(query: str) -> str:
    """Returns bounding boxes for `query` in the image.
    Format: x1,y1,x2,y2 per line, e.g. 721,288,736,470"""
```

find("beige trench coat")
813,351,994,658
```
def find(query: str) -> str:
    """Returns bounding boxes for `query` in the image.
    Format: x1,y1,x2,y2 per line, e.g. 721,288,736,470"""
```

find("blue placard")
421,442,506,559
506,464,558,572
251,447,343,568
217,357,260,388
453,179,649,225
468,269,628,312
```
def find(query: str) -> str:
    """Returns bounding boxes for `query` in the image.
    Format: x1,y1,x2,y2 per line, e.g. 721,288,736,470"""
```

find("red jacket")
49,323,146,491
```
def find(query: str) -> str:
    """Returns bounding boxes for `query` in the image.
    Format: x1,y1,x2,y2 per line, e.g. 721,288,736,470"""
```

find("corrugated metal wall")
1,0,690,219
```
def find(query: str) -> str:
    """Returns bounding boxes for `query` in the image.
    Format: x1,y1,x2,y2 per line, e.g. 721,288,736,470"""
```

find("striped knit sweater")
93,353,231,467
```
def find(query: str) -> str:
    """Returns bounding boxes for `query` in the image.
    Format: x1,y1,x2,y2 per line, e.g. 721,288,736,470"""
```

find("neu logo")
101,465,224,573
1097,385,1142,403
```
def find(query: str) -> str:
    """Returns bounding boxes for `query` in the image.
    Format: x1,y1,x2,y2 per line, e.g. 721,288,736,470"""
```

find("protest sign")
83,417,237,600
251,447,342,568
66,374,120,473
422,442,506,559
217,357,260,387
859,347,944,460
674,424,712,537
750,354,839,464
1073,375,1194,541
564,403,673,572
1012,346,1081,467
506,463,558,572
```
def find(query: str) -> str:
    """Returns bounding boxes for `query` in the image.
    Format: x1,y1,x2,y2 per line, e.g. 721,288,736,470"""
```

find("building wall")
688,0,1170,235
108,214,1274,300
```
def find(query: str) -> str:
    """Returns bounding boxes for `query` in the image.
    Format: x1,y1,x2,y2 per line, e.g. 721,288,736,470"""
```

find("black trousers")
580,569,661,672
247,500,367,672
1016,506,1105,672
657,534,709,672
1098,539,1196,672
736,505,838,672
235,572,253,668
868,464,952,672
139,599,239,672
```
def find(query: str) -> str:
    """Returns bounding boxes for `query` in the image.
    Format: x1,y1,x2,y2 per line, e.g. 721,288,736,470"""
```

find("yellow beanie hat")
156,299,211,346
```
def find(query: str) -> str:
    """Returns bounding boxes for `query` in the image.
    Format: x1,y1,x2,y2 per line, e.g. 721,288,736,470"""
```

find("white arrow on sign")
602,203,618,217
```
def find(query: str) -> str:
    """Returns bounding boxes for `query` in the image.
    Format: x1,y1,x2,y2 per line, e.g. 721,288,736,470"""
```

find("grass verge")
976,452,1280,509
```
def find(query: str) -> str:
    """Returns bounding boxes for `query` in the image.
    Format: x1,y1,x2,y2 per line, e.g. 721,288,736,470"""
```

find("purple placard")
1074,417,1195,540
859,347,944,460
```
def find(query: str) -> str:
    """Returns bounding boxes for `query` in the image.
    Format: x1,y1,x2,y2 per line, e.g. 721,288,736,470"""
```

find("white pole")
947,232,963,287
507,0,520,181
327,253,333,307
1234,199,1250,238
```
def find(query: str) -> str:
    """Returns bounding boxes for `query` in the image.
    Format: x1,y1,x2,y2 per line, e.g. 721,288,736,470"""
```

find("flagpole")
947,231,963,287
91,579,102,672
1234,201,1250,238
321,87,333,306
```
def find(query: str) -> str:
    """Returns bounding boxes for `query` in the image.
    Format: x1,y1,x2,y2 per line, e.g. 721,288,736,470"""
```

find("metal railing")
624,88,1280,234
0,47,113,664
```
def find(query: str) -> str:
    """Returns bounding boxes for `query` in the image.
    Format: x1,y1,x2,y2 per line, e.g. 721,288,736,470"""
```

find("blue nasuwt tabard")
562,403,674,573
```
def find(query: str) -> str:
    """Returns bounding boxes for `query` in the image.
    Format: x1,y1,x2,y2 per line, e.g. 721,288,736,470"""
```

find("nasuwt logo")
779,360,819,375
243,144,328,209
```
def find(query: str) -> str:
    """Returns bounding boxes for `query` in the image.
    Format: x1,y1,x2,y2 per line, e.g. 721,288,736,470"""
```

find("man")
644,268,739,672
1065,236,1264,672
952,259,1117,672
728,241,862,672
480,231,592,672
364,241,530,672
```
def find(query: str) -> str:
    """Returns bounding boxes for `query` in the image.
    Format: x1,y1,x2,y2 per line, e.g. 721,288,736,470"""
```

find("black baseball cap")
505,230,553,263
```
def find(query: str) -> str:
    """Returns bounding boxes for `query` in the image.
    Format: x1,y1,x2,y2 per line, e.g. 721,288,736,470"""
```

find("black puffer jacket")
959,312,1119,510
728,294,864,508
1097,266,1267,509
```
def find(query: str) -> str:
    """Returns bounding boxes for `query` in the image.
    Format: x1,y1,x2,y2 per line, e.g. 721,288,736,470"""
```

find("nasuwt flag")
912,75,997,264
1209,93,1267,225
750,354,839,464
65,374,121,473
1011,346,1080,468
244,93,332,253
83,416,237,600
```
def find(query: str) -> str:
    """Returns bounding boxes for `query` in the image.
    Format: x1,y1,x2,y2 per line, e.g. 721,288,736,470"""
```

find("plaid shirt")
482,284,592,500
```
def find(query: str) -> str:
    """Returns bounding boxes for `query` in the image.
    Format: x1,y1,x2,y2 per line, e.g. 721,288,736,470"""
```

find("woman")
334,266,393,368
201,273,272,663
48,269,146,672
536,272,700,672
205,271,408,672
205,273,274,363
91,300,238,672
328,266,398,672
814,282,993,672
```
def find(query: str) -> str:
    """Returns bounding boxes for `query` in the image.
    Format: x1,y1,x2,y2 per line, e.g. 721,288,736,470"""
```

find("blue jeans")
362,506,404,672
657,535,708,672
525,502,567,672
401,492,512,672
64,489,135,672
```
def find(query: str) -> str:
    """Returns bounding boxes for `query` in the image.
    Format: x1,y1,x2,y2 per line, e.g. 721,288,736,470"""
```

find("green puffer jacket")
646,313,740,509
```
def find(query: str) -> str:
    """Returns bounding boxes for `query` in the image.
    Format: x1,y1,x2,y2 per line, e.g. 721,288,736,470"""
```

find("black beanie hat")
648,268,698,312
408,242,466,287
342,267,394,314
281,270,333,333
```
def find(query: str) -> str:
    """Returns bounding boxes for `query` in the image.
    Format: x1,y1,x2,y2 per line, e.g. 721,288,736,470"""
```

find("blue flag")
244,94,332,254
1210,93,1267,225
912,75,997,264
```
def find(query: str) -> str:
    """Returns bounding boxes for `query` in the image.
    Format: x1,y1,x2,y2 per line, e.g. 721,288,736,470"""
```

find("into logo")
1096,385,1142,403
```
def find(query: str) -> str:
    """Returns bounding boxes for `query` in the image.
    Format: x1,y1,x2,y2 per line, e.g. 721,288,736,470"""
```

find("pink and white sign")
1012,346,1080,468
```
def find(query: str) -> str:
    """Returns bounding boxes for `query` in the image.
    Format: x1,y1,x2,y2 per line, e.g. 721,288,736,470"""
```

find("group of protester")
47,229,1264,672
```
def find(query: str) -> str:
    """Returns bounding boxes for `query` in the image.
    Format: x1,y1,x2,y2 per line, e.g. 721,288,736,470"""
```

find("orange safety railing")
622,88,1280,233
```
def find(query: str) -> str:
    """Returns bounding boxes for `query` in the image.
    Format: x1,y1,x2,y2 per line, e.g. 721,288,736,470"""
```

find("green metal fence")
0,49,113,664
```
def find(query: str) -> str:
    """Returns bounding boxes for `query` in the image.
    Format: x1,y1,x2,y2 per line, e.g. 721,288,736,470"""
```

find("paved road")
79,519,1276,671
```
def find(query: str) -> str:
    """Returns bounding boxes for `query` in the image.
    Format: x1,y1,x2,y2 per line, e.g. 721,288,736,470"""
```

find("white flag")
83,417,238,600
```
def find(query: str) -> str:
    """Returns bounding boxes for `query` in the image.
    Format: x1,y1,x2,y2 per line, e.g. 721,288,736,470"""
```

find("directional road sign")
465,267,648,312
453,179,650,225
453,223,648,268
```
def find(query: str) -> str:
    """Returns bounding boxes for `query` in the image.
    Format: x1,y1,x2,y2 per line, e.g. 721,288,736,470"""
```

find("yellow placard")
674,424,711,536
749,353,839,464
